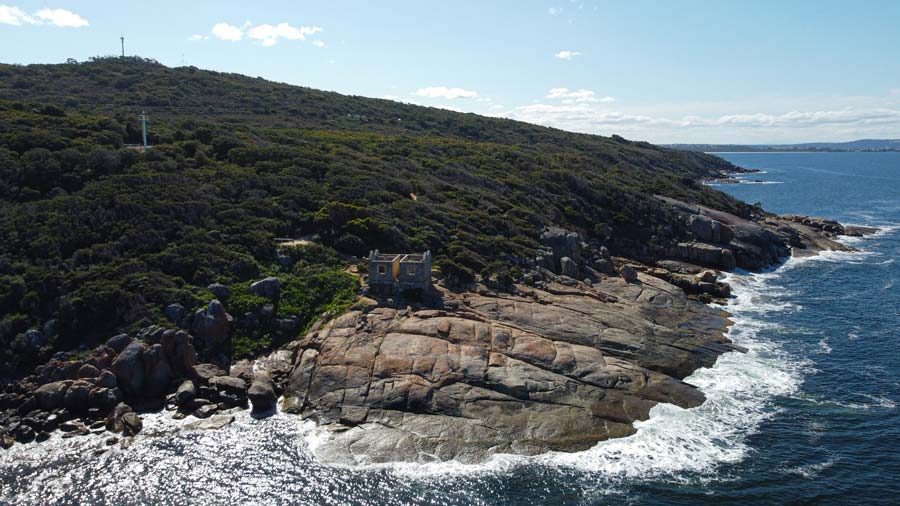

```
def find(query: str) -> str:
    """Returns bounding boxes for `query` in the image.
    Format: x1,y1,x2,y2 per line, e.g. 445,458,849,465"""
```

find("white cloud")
188,34,208,41
311,40,326,48
0,5,87,27
548,7,562,15
547,88,614,104
493,101,900,144
247,23,322,46
0,5,33,25
554,50,582,60
212,22,244,41
35,8,87,27
414,86,478,99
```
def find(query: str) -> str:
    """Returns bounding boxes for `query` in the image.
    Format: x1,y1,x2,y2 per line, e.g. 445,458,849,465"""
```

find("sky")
2,0,900,144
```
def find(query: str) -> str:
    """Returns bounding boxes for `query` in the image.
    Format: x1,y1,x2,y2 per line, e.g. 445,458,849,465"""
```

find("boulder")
95,369,117,389
121,412,142,436
677,242,736,270
111,341,148,396
13,424,35,443
250,277,281,298
248,372,276,413
207,283,231,300
24,329,46,348
183,413,235,430
174,380,197,406
210,375,247,396
34,381,69,410
164,304,185,325
559,256,579,278
689,214,718,242
76,364,100,379
160,330,197,376
105,334,132,353
89,387,121,410
697,270,718,283
539,227,582,273
142,344,172,397
193,404,218,419
592,258,615,275
63,380,93,411
192,363,225,384
620,265,638,282
191,300,234,359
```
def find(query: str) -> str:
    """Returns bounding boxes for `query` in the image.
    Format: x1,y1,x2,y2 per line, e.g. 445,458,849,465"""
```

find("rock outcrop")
283,272,738,465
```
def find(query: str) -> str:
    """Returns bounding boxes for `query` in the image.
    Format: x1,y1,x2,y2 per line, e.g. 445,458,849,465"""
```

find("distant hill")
667,139,900,152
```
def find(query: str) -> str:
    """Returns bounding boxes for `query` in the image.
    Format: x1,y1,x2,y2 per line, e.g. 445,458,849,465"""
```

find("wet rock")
121,412,142,436
105,403,133,433
193,404,218,419
174,380,197,406
248,372,276,413
13,424,35,443
35,431,51,443
89,387,121,410
250,277,281,298
183,413,235,430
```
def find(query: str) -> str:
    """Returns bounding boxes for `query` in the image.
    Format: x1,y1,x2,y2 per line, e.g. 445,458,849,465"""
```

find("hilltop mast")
141,111,148,149
120,36,125,57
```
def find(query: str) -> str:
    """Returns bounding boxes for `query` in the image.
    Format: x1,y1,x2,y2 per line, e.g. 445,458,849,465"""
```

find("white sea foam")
785,457,836,479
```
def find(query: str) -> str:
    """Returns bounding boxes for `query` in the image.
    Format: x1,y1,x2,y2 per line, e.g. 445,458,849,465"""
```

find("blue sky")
2,0,900,144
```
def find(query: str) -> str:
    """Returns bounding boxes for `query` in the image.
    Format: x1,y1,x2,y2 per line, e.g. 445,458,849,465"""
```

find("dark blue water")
2,152,898,505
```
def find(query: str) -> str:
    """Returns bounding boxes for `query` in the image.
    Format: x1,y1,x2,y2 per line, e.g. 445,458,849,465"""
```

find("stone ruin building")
366,250,433,298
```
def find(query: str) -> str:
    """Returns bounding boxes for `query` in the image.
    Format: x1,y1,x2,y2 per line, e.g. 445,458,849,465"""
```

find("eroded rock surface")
283,273,737,464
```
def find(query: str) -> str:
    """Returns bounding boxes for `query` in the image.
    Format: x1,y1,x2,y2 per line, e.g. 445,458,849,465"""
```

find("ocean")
1,152,898,505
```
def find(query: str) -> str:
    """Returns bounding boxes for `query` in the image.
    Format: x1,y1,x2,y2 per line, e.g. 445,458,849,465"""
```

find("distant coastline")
668,139,900,153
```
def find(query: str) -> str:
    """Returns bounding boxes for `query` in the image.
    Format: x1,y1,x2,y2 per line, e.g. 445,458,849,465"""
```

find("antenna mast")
120,36,125,57
140,111,148,149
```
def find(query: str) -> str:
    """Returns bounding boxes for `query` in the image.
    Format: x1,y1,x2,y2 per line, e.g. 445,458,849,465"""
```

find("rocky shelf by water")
0,198,877,464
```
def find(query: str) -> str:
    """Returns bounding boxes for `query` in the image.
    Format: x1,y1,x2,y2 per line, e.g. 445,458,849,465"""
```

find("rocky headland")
0,197,877,463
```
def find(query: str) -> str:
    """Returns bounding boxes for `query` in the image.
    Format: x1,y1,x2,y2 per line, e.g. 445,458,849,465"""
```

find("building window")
408,265,416,276
377,265,386,275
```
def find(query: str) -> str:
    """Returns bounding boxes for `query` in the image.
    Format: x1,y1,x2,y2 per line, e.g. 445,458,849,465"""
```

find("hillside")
0,57,751,372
